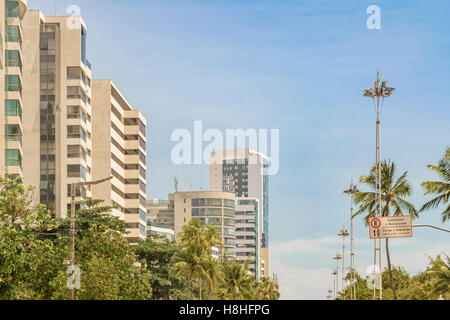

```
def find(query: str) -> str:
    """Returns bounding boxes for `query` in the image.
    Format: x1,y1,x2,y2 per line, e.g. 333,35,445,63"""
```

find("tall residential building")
22,11,93,216
235,198,262,279
0,0,28,179
91,79,147,242
0,5,150,243
210,149,270,276
171,191,236,257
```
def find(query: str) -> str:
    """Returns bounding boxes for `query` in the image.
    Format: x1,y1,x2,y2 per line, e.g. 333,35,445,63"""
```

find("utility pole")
338,228,349,299
68,176,113,300
364,72,395,300
344,181,359,300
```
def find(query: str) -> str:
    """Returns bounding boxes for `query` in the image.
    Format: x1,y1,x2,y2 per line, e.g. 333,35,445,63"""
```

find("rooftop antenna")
174,176,179,193
54,3,57,16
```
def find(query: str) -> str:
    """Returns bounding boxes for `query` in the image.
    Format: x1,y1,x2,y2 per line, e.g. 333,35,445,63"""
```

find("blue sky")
31,0,450,299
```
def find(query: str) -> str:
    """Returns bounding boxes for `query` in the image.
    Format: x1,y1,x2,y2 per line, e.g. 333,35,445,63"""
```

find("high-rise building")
0,6,150,243
21,11,94,216
210,148,270,276
0,0,28,180
171,191,236,257
235,197,262,279
91,79,147,242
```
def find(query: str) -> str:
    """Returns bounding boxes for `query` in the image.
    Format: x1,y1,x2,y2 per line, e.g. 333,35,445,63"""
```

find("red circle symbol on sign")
371,218,381,229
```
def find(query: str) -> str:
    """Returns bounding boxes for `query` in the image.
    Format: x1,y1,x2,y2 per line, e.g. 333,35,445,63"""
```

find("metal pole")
68,183,76,300
413,224,450,233
364,72,394,300
66,176,113,300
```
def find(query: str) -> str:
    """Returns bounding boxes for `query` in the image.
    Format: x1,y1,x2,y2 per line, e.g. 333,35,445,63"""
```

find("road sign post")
369,216,413,239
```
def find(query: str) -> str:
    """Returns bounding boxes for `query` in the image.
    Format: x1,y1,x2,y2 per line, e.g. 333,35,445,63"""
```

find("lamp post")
332,252,342,297
338,228,349,299
344,181,359,300
331,270,338,300
68,176,113,300
363,72,395,300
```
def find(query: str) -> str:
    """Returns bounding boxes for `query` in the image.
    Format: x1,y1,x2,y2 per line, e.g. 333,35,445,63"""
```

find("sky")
30,0,450,299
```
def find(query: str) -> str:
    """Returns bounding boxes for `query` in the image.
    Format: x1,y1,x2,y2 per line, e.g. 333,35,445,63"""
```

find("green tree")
172,244,208,299
47,199,152,300
354,160,418,300
135,235,192,300
0,177,61,300
219,258,255,300
428,253,450,299
420,147,450,222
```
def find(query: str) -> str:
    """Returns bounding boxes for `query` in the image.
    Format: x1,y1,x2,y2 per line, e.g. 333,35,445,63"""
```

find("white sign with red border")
369,216,413,239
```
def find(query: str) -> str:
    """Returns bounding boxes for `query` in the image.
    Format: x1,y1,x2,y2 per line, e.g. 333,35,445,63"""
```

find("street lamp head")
333,253,342,260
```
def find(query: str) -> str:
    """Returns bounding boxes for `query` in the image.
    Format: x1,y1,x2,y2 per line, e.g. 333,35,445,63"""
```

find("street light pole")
67,176,113,300
364,72,395,301
344,181,359,300
331,270,338,300
332,252,342,297
338,228,349,299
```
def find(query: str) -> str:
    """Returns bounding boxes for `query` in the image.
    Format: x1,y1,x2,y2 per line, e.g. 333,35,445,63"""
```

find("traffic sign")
369,216,413,239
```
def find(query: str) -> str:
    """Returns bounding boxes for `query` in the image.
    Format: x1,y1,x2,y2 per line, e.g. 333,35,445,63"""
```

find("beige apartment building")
91,80,147,242
0,0,28,179
171,191,237,257
21,11,93,215
0,4,149,242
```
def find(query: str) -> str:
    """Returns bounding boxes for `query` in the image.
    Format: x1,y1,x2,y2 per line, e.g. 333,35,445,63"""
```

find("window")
6,75,21,92
67,67,81,80
5,149,21,167
5,124,21,141
6,50,21,68
6,25,21,43
5,100,21,117
6,1,19,17
67,165,86,179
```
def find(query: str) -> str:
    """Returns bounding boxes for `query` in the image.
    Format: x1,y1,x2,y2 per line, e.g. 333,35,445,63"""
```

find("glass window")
6,25,21,42
67,165,86,179
5,124,21,141
6,1,19,17
5,149,21,166
6,50,21,68
5,100,21,117
5,75,21,92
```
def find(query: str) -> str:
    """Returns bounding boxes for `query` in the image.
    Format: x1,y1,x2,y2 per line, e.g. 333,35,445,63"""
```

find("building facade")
210,149,270,276
235,197,262,279
0,5,149,242
0,0,28,180
91,79,147,242
171,191,236,257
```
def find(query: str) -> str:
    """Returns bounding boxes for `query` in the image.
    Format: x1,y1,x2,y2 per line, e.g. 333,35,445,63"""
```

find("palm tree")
179,219,209,249
221,257,255,300
354,160,418,300
256,277,281,300
172,245,208,299
203,255,224,299
420,147,450,222
428,253,450,299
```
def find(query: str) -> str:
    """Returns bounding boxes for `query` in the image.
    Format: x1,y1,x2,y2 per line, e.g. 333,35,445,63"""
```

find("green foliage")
173,219,280,300
135,236,193,300
354,160,418,300
420,147,450,222
337,253,450,300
